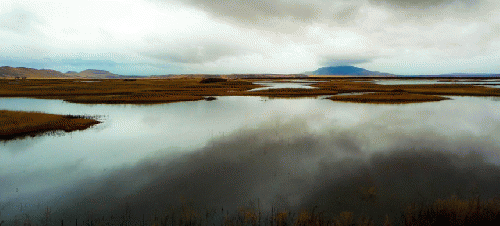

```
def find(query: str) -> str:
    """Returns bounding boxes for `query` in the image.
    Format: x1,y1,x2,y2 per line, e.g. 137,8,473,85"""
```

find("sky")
1,0,500,75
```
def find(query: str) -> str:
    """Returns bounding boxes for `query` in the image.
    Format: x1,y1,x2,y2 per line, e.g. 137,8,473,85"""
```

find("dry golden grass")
327,92,450,104
0,78,261,104
312,79,500,97
1,78,499,104
0,110,100,140
29,196,500,226
404,196,500,226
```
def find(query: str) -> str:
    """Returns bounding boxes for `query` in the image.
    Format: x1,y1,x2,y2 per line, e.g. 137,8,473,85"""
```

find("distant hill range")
306,66,395,76
65,69,126,79
0,66,67,79
0,67,141,79
0,66,498,79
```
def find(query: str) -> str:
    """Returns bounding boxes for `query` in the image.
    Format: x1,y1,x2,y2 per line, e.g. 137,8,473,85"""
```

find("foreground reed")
6,196,499,226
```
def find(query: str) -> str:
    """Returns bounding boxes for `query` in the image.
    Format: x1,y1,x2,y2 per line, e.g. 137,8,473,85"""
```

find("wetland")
1,77,500,225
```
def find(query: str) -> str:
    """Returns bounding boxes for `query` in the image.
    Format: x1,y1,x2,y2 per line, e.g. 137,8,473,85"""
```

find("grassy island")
0,110,100,140
327,92,450,104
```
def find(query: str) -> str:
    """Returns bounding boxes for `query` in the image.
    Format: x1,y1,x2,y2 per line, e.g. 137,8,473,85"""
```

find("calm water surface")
1,95,500,218
249,81,320,91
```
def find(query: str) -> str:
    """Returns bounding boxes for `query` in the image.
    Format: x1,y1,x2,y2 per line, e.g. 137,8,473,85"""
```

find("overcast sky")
1,0,499,75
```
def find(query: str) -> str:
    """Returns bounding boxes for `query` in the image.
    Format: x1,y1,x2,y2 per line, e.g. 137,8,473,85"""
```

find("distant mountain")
0,66,67,79
308,66,395,76
66,69,121,79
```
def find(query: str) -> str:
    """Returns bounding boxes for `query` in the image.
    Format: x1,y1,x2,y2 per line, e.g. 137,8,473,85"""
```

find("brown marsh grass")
16,196,497,226
327,92,450,104
0,110,100,140
142,196,500,226
1,78,499,104
0,78,261,104
312,80,500,97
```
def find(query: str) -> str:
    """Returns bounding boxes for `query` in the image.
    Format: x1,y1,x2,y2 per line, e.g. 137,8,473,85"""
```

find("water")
1,96,500,222
373,79,500,88
248,80,320,91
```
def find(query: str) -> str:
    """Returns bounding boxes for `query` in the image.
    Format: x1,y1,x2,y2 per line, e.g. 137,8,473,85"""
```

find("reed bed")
5,196,499,226
0,110,100,140
327,92,450,104
312,80,500,97
0,79,261,104
2,78,499,105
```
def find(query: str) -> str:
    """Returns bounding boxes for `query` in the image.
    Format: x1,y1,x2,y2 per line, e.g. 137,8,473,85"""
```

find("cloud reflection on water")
1,96,500,225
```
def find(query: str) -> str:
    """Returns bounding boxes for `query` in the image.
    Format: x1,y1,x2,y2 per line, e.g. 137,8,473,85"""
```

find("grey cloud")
0,9,40,34
318,53,380,66
332,5,360,24
375,0,497,23
158,0,365,32
368,0,478,9
140,40,254,64
164,0,496,32
177,0,318,22
475,23,500,53
319,58,372,67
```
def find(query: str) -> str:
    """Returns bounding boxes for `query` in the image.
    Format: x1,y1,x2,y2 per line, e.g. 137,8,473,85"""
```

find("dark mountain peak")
81,69,110,74
311,66,394,76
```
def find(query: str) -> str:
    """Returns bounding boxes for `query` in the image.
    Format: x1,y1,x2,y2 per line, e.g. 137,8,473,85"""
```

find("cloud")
165,0,495,31
368,0,478,9
318,57,373,67
0,9,41,34
155,0,367,32
1,0,500,75
0,57,117,69
175,0,318,21
140,39,255,64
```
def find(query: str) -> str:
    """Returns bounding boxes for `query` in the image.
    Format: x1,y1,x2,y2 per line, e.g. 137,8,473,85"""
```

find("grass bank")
0,110,100,140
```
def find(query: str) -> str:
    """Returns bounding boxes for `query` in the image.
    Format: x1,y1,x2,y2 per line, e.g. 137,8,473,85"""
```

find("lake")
248,80,321,91
1,88,500,223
